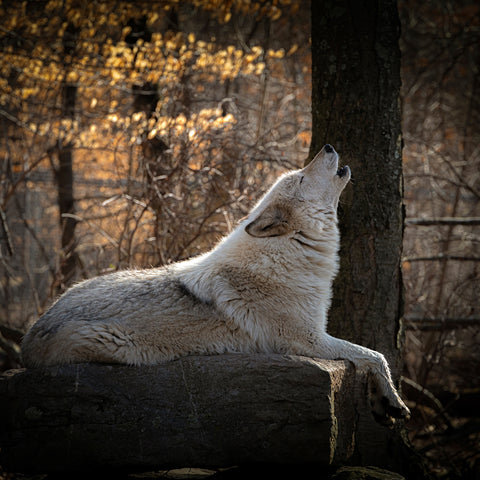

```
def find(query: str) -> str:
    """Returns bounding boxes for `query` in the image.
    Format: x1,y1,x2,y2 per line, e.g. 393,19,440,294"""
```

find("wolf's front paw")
368,375,410,427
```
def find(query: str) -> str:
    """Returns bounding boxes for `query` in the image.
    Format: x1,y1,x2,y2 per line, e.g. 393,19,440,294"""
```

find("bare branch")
403,254,480,262
406,217,480,226
404,316,480,331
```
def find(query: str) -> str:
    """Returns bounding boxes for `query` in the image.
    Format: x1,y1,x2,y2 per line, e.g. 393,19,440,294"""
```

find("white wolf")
22,144,409,424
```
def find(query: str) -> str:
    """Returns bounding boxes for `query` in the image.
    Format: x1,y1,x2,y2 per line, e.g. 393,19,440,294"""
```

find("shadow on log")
0,354,357,474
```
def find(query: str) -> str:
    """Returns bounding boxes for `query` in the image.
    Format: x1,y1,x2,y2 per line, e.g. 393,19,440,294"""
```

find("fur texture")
22,145,409,424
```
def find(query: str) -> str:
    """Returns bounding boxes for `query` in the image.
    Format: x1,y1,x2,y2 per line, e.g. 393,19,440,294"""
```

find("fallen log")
0,354,356,474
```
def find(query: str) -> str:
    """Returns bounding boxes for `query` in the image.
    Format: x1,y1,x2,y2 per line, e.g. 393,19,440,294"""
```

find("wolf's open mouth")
336,166,349,178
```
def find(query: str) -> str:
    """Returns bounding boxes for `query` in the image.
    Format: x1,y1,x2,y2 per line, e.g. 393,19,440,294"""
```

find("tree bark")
310,0,407,469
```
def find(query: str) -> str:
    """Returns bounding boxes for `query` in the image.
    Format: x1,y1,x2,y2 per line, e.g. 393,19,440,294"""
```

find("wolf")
22,144,409,425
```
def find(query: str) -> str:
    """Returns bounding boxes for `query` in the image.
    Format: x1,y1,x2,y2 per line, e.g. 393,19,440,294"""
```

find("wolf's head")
245,145,350,244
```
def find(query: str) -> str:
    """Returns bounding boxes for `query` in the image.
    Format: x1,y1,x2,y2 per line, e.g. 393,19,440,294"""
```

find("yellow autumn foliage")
0,0,306,196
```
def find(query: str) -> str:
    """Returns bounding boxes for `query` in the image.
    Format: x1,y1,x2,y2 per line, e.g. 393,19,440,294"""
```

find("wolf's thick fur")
22,145,409,424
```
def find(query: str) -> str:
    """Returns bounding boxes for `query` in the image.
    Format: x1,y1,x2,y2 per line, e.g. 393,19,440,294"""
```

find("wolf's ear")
245,205,292,237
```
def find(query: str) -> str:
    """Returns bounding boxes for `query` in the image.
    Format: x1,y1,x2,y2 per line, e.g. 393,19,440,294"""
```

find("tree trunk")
54,140,77,288
310,0,408,470
53,22,79,291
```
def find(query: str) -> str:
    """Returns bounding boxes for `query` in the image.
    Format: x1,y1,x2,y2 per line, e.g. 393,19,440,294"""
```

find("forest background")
0,1,479,478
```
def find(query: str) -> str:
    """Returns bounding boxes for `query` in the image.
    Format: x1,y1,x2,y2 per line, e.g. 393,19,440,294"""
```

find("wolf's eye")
299,176,305,185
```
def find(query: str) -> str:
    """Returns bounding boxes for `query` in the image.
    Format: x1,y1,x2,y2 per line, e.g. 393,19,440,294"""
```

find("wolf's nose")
324,144,334,153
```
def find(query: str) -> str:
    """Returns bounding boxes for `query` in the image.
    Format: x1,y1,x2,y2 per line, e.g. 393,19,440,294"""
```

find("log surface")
0,354,356,473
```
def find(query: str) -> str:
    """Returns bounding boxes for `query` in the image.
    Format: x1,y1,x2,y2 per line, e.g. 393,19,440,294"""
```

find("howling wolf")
22,144,409,425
